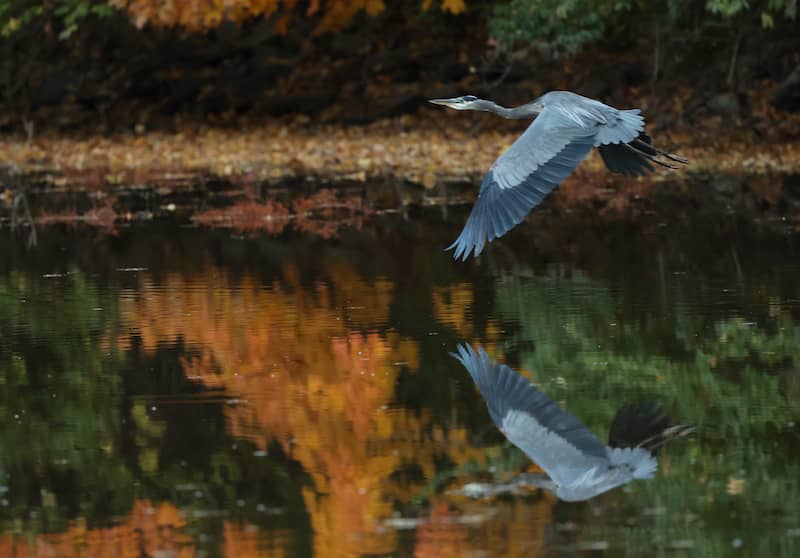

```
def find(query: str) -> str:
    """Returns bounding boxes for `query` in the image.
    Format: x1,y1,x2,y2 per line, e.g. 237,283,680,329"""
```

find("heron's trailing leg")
632,138,689,164
633,424,696,453
625,143,681,170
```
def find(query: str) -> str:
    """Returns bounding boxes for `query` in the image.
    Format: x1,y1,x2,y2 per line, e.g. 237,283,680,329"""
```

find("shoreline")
2,116,800,229
2,115,799,188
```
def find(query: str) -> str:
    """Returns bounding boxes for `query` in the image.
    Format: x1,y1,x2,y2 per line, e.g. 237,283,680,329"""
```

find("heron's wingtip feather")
446,236,480,261
451,344,492,388
447,178,499,262
449,343,473,365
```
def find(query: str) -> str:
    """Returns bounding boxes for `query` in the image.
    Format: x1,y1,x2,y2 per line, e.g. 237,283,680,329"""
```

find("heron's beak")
428,98,459,108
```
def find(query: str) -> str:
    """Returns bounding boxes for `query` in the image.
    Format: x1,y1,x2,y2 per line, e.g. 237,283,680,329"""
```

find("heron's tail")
607,446,658,479
594,108,645,145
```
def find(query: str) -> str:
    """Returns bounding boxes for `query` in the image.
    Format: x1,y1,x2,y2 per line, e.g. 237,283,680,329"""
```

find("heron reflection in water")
429,91,688,260
452,344,694,501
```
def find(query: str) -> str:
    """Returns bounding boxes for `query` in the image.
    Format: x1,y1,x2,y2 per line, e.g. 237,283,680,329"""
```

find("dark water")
1,206,800,557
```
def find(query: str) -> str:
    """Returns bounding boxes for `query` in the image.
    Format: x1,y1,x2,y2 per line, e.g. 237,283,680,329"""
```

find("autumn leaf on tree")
111,0,465,32
441,0,466,13
422,0,466,14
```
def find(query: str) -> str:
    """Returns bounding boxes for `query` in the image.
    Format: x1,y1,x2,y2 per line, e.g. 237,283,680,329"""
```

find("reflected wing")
452,344,609,486
448,106,596,260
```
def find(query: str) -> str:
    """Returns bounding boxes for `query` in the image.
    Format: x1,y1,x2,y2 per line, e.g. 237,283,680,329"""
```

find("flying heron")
452,344,694,501
429,91,688,260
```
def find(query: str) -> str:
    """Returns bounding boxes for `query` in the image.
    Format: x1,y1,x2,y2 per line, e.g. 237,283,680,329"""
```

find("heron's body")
429,91,688,260
451,344,693,501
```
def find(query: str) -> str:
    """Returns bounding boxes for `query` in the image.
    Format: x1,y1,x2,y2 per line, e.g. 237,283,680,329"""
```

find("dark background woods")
0,0,798,135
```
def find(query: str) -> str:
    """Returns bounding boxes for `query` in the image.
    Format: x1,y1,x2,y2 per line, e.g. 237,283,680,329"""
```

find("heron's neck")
479,100,541,119
512,472,556,492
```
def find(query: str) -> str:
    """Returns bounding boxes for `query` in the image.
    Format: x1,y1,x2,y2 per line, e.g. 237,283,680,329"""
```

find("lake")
1,194,799,557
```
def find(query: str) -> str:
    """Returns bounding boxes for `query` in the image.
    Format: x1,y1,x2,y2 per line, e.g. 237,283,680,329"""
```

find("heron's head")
428,95,484,111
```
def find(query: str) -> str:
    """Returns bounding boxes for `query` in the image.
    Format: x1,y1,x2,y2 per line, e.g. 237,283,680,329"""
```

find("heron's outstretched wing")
448,106,596,260
452,344,610,487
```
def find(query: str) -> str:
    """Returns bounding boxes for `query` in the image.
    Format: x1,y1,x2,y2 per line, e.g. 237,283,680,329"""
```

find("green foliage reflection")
0,271,130,529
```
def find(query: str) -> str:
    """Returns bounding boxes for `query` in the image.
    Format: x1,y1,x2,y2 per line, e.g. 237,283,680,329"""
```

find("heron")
451,344,694,501
429,91,688,260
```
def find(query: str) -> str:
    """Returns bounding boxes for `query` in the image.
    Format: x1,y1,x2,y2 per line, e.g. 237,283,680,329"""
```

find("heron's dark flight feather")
608,403,695,453
598,143,655,176
608,403,671,450
631,132,657,155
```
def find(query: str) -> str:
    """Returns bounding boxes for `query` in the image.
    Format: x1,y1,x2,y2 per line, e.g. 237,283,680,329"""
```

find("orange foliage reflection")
191,190,370,238
221,522,291,558
0,501,194,558
415,495,555,558
117,263,423,555
113,261,554,557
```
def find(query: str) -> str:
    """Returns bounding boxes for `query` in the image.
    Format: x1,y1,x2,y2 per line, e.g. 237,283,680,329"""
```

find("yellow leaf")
441,0,466,14
365,0,386,16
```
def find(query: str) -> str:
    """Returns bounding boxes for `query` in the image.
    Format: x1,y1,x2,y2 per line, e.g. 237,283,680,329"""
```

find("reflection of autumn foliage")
116,262,547,556
293,190,367,240
415,496,555,558
193,200,291,234
413,504,471,558
36,199,119,233
0,501,194,558
432,283,503,342
221,522,290,558
192,190,370,238
432,283,474,338
117,264,427,556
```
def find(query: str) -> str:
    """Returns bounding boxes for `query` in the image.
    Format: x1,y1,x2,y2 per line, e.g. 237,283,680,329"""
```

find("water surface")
1,205,799,557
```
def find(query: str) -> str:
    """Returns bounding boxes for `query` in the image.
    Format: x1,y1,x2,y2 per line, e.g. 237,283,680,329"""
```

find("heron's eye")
462,95,477,102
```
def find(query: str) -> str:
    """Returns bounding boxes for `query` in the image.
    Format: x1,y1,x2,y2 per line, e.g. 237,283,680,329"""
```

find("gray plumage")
429,91,688,260
451,344,693,502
